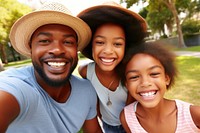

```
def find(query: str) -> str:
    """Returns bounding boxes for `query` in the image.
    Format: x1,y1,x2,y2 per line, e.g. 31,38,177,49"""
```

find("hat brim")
77,5,147,60
10,10,91,57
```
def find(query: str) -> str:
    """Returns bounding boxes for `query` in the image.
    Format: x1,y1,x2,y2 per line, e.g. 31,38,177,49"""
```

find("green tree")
120,0,195,48
0,0,31,64
146,2,173,37
182,19,200,34
138,6,148,18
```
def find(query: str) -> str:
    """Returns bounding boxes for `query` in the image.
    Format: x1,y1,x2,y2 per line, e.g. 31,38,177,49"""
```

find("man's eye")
39,40,50,43
64,41,75,45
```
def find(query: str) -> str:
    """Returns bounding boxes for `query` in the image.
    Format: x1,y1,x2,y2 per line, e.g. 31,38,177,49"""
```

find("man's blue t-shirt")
0,66,97,133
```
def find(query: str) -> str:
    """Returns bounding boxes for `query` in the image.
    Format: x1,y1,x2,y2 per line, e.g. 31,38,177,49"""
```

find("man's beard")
32,58,78,87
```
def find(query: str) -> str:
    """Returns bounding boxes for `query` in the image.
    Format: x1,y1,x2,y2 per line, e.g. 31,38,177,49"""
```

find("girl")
77,1,147,133
120,42,200,133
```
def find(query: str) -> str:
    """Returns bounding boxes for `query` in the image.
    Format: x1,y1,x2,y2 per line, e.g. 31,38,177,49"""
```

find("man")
0,2,102,133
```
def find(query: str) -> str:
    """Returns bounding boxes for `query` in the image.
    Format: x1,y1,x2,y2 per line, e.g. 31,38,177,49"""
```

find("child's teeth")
140,91,156,97
101,58,114,63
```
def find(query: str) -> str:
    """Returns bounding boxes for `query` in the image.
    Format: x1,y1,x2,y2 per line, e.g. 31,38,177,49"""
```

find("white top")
87,62,128,126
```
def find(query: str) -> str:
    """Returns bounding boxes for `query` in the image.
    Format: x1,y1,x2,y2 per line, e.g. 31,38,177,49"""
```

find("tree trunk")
162,0,187,48
0,44,8,64
171,4,186,48
0,58,4,71
0,44,5,71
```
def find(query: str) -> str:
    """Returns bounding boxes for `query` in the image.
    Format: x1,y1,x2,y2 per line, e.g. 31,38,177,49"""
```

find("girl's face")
92,23,125,72
125,53,170,108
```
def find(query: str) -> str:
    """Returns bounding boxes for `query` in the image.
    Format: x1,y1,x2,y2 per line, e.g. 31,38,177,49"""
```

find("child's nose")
103,44,113,53
141,77,152,88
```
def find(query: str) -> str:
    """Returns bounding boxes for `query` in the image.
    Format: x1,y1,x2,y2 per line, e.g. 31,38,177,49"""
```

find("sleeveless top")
124,100,200,133
87,62,128,126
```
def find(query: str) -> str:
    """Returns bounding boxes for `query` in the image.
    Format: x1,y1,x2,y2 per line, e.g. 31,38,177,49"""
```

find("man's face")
30,24,78,87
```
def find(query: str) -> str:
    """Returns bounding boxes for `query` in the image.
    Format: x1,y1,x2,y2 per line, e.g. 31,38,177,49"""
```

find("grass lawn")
165,56,200,105
177,45,200,52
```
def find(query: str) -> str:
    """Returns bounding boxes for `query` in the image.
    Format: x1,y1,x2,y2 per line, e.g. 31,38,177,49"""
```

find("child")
120,42,200,133
77,1,147,133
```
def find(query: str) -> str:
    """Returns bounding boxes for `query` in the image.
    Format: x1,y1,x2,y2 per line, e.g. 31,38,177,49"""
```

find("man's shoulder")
71,75,89,82
0,66,33,80
70,75,94,89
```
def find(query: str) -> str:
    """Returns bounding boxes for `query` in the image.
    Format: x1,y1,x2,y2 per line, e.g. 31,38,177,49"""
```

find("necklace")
106,79,115,106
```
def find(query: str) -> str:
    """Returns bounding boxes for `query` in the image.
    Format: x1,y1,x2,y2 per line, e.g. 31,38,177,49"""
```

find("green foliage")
120,0,142,8
175,0,190,13
0,0,32,44
0,7,10,42
182,19,200,34
138,7,148,19
146,4,173,34
120,0,199,39
184,0,200,17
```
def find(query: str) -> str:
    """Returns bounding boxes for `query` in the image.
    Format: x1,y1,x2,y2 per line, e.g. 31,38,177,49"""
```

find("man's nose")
49,41,65,55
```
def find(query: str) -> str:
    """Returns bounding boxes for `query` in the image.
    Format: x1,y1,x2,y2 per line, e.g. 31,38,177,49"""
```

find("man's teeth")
140,91,156,97
101,58,114,63
48,62,65,67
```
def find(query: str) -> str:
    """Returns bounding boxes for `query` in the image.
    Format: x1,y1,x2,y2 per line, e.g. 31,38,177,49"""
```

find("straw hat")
9,2,91,57
77,1,147,60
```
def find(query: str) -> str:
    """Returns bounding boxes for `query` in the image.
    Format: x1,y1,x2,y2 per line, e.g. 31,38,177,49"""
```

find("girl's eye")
95,41,104,45
150,72,160,77
127,75,139,81
114,42,124,47
114,43,121,46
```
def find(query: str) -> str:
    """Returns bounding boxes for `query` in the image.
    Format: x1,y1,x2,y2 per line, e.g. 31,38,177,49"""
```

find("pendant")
107,96,112,106
107,100,112,106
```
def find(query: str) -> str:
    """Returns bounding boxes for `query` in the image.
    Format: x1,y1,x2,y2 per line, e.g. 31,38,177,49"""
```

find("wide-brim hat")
9,2,91,57
77,1,147,60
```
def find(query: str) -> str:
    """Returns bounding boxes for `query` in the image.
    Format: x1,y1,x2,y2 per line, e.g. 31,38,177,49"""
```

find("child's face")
92,23,125,71
125,53,170,108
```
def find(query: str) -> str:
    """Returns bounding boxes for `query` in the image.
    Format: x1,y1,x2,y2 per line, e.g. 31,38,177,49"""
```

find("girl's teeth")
140,91,156,97
101,58,114,63
48,62,65,67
